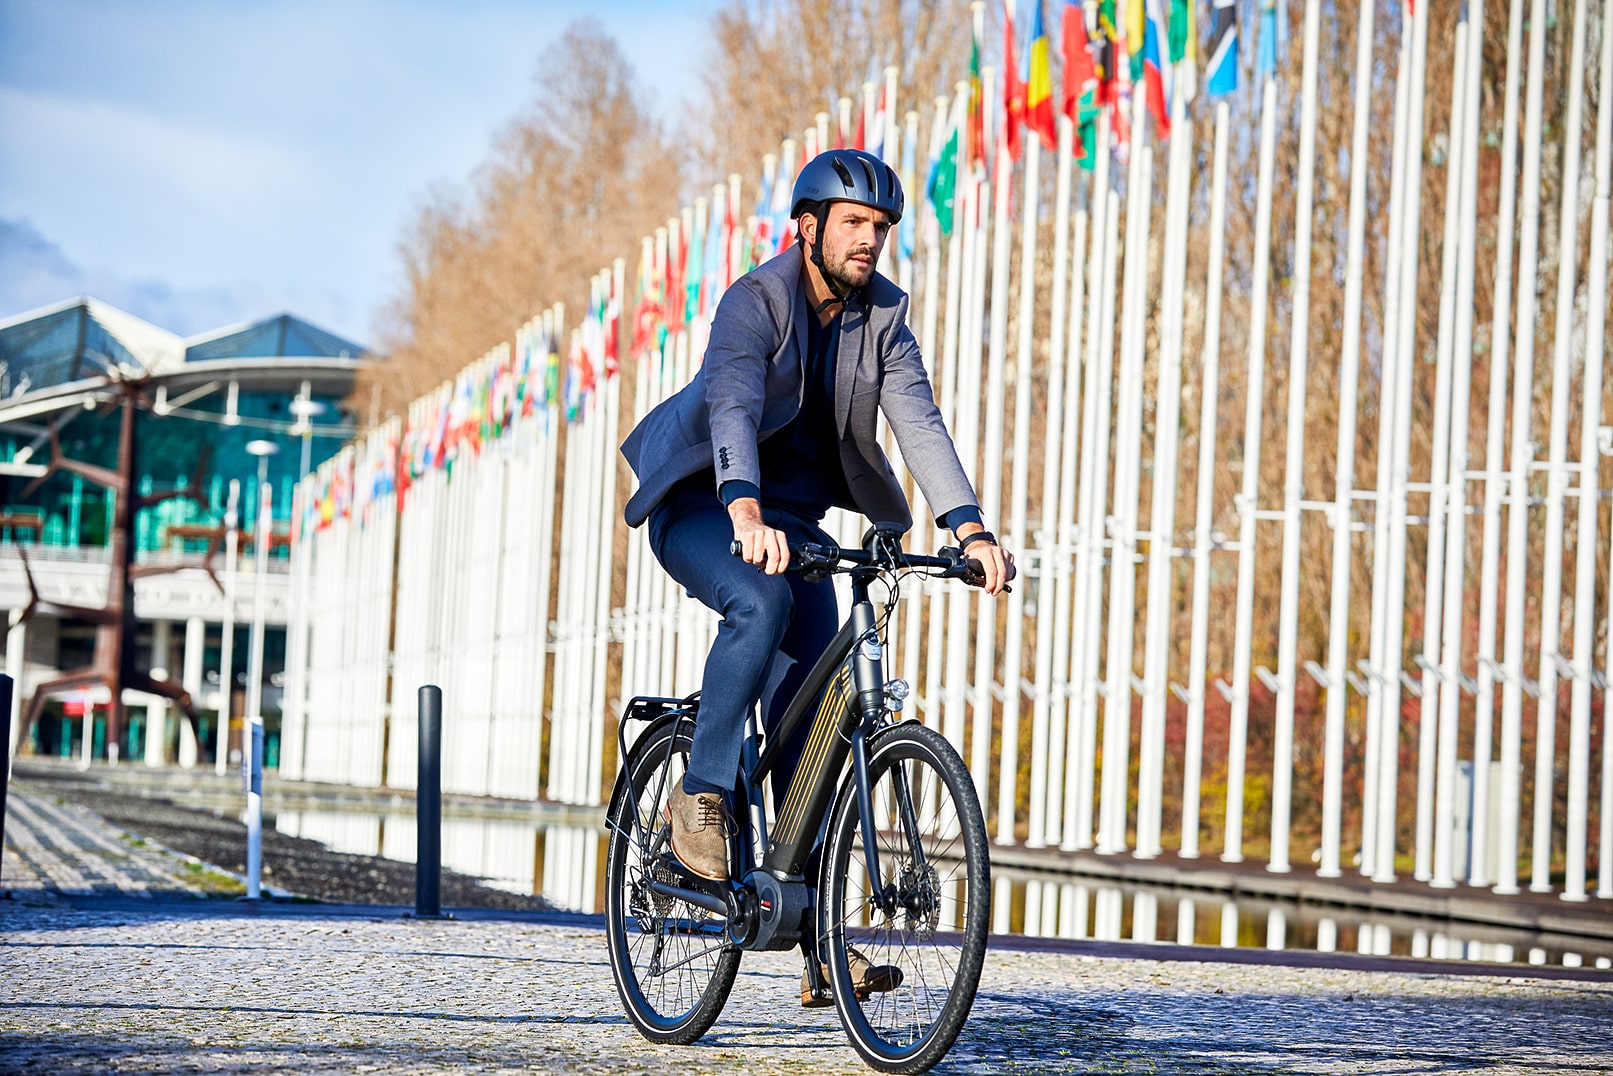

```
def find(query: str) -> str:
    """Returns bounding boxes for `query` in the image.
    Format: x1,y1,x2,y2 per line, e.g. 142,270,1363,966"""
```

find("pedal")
654,852,727,902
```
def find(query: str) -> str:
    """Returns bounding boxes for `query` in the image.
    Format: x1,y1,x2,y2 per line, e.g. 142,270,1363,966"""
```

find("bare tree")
361,19,686,420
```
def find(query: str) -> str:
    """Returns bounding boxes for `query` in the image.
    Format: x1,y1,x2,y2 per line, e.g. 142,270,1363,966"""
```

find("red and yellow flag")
1025,1,1056,151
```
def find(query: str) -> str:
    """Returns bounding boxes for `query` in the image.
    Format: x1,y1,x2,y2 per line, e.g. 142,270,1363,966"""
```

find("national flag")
866,79,889,161
1168,0,1194,63
1256,0,1287,77
1139,0,1172,137
543,327,561,408
927,91,965,235
1060,1,1096,123
1002,1,1025,161
565,331,590,423
604,272,621,379
632,243,662,359
1025,1,1056,151
968,27,986,169
700,186,724,316
899,109,917,260
771,141,797,256
1205,0,1238,96
683,206,703,325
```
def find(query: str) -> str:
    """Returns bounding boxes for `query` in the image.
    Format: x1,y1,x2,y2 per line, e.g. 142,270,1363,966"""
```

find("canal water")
271,808,1612,972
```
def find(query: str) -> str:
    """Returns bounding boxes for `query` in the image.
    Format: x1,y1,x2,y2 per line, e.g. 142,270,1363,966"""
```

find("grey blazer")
621,248,979,533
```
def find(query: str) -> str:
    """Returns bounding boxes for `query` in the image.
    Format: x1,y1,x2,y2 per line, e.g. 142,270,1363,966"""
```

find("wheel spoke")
605,722,739,1044
825,726,987,1071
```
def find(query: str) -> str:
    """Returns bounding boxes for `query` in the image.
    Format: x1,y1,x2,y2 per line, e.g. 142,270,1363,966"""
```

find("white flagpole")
1182,98,1229,862
1318,0,1375,880
1138,71,1192,861
1529,0,1591,895
1414,18,1470,883
1361,17,1414,876
945,67,988,766
1099,88,1151,857
588,260,626,805
1050,115,1105,850
1575,0,1612,903
997,125,1044,845
1496,0,1549,896
1225,70,1279,865
1067,130,1120,852
535,309,561,793
1047,141,1096,848
931,85,968,754
1268,0,1322,876
1027,110,1077,848
1432,10,1484,891
1470,0,1524,889
975,61,1013,810
1371,0,1431,884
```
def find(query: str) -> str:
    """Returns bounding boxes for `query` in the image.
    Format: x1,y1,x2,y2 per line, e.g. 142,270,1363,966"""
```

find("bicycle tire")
821,721,990,1074
604,717,741,1044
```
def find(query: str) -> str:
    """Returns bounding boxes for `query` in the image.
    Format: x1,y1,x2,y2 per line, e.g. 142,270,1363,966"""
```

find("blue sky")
0,0,714,346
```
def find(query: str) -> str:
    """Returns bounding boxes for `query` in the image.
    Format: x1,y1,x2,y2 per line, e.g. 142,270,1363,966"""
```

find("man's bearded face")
816,202,892,291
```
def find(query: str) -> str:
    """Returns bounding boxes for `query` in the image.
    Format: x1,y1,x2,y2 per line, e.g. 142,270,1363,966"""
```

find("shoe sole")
800,969,903,1007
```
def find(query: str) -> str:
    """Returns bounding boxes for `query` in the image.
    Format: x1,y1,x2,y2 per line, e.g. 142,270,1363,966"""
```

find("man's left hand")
956,523,1013,596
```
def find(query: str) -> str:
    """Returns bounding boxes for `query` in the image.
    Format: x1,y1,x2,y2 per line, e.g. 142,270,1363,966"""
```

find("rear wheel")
822,722,990,1074
604,715,740,1044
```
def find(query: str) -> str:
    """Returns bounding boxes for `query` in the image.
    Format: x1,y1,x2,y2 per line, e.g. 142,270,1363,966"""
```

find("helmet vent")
831,157,857,190
857,155,879,194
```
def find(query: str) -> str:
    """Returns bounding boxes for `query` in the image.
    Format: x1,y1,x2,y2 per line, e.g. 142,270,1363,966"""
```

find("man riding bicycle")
620,147,1013,1004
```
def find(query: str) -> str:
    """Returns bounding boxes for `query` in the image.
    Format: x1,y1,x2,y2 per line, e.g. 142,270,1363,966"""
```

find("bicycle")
603,525,1006,1074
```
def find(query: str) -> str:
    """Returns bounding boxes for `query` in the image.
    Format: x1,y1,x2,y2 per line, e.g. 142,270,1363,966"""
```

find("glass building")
0,297,370,767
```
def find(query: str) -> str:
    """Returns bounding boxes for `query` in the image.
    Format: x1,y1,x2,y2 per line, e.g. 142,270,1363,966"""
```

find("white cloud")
0,217,363,343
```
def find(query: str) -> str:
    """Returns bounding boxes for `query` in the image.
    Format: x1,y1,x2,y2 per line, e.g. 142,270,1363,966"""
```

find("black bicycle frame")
741,570,888,882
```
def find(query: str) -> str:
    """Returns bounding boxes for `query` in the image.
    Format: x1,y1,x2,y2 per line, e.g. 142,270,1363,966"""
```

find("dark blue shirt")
665,302,981,535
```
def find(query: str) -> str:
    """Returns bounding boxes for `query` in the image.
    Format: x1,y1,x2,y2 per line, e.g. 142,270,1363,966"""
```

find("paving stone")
2,899,1611,1074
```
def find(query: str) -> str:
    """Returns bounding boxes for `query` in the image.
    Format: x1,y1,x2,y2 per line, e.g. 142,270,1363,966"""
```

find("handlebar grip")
729,540,743,557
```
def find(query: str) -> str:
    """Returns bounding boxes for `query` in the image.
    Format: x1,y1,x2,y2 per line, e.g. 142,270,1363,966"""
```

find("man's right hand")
728,497,790,574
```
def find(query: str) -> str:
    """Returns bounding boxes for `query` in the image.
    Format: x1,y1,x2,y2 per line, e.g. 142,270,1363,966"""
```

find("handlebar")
727,539,1016,591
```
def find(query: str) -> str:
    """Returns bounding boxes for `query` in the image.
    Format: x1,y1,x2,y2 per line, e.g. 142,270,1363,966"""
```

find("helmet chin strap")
808,218,850,314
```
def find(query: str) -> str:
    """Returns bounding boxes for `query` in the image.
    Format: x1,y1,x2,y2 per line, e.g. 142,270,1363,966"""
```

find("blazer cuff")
719,480,761,506
938,505,984,534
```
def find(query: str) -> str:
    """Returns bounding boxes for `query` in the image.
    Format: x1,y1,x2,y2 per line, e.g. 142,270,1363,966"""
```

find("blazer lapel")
834,295,865,439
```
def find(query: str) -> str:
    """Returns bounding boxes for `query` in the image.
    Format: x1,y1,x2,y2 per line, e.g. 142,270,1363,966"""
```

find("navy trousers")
647,498,839,805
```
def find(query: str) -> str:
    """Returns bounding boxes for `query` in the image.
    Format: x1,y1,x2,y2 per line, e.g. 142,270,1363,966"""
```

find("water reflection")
272,809,1612,971
273,809,604,914
1003,874,1612,970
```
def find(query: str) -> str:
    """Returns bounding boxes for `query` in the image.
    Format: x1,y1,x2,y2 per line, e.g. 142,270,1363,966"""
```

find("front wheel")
821,722,990,1074
604,715,741,1044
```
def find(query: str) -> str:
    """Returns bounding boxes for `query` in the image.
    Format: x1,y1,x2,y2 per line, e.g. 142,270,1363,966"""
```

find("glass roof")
0,300,367,400
185,314,365,362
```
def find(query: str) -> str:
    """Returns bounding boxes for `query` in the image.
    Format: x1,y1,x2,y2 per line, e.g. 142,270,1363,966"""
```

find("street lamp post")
241,438,278,899
289,380,326,480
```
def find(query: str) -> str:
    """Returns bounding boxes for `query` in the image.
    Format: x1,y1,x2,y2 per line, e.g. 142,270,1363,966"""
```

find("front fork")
847,591,929,916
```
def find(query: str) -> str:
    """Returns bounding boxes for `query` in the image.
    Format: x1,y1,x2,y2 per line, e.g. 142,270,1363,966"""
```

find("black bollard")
0,674,12,888
415,684,443,918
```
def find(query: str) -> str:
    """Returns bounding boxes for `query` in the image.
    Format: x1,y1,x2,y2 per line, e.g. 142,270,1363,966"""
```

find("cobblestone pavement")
5,789,1613,1074
3,789,245,898
3,896,1612,1075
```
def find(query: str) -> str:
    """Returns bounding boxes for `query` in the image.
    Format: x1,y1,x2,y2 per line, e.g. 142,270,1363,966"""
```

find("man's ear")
800,212,817,246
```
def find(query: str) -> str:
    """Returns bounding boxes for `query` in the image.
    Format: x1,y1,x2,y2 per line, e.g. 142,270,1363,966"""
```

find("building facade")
0,297,371,767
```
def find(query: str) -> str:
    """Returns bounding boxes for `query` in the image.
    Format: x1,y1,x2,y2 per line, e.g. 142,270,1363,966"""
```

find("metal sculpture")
12,375,218,763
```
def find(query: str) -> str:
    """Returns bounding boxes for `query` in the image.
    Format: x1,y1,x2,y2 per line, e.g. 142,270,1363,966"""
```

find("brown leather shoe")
800,945,904,1007
664,784,731,882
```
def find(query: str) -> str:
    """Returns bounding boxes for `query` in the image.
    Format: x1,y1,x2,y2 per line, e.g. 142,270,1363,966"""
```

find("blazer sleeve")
877,296,980,524
701,278,778,491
